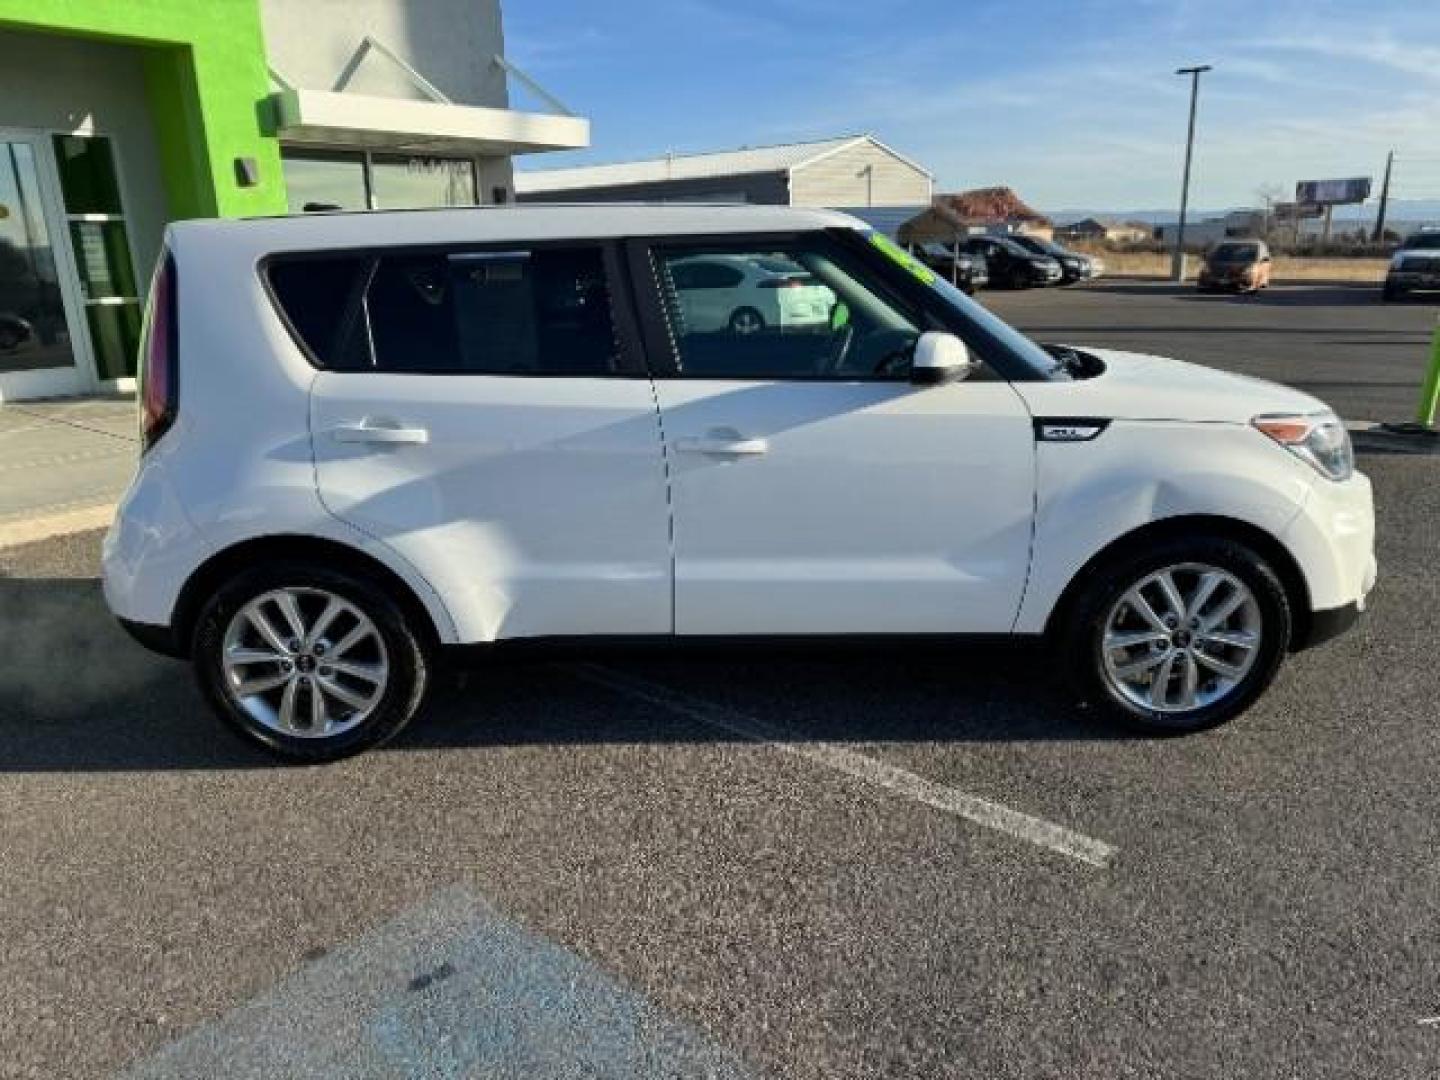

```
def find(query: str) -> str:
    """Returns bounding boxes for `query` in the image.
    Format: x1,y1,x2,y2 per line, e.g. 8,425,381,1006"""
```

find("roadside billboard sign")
1295,177,1371,205
1273,201,1324,220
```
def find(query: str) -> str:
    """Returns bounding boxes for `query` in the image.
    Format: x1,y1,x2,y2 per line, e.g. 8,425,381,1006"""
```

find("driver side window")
652,240,923,380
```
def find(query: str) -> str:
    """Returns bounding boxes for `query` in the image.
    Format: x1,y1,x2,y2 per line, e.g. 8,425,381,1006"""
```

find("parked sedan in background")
670,253,835,334
957,235,1062,289
908,242,988,294
1006,234,1104,283
1197,240,1272,294
1382,229,1440,301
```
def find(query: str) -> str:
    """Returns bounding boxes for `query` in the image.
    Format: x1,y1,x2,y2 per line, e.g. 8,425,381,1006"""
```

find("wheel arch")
173,534,447,659
1041,514,1312,650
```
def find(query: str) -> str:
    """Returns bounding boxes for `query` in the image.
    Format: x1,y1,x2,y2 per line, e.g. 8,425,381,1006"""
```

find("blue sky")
505,0,1440,211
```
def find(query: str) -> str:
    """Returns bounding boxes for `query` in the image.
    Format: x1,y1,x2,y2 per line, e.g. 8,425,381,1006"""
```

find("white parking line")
567,664,1116,870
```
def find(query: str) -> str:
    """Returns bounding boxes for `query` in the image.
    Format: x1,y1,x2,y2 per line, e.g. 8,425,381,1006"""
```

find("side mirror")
910,331,974,386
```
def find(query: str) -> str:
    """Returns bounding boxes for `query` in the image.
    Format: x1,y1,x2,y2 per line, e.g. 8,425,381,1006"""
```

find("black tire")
1061,536,1292,735
1381,284,1401,302
728,306,765,334
193,562,429,762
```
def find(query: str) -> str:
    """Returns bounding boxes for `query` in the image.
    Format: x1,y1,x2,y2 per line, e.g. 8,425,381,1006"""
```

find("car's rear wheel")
193,563,428,762
1063,537,1291,734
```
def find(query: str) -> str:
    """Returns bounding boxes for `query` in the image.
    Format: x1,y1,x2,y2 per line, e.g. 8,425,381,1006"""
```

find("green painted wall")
0,0,285,219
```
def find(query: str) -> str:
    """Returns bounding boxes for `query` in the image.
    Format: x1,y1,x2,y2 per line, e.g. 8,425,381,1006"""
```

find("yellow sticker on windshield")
868,232,936,285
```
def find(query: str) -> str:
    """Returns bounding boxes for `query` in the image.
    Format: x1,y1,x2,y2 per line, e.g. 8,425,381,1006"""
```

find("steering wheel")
873,341,915,376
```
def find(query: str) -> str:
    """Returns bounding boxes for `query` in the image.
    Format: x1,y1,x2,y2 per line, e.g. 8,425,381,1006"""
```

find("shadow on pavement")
0,577,1113,774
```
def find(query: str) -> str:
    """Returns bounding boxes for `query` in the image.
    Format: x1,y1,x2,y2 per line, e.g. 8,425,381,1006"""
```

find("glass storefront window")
0,140,75,375
70,220,137,300
85,303,141,381
281,151,369,213
53,135,124,215
370,155,477,209
281,148,480,212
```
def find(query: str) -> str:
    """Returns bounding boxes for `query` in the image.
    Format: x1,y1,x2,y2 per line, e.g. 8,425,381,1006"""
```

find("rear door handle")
328,420,430,445
676,431,769,457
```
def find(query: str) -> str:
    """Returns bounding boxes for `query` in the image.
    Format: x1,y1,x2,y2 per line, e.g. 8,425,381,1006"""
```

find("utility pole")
1372,150,1394,243
1171,64,1212,282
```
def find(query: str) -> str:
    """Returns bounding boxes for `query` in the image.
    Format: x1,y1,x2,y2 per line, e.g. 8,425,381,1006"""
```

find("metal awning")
271,88,590,155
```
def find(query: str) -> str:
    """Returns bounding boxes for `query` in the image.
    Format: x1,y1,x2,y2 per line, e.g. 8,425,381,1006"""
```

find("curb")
0,502,116,551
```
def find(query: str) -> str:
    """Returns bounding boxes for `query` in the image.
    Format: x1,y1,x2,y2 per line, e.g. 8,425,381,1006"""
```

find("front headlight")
1252,412,1354,481
1389,253,1406,270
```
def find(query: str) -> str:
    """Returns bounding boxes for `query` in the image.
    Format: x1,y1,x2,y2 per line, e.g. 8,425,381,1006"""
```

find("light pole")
1171,64,1211,282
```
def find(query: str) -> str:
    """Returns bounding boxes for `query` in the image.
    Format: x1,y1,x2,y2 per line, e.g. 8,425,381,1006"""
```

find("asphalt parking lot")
986,280,1436,423
3,285,1439,1078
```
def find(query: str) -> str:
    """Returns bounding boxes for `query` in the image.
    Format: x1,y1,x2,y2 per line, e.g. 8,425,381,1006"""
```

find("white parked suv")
105,205,1376,761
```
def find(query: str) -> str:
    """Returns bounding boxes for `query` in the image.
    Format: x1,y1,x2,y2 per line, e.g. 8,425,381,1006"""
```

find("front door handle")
676,429,769,457
328,420,430,445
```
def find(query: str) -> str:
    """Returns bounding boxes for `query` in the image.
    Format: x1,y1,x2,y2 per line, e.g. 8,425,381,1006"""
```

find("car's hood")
1013,347,1329,424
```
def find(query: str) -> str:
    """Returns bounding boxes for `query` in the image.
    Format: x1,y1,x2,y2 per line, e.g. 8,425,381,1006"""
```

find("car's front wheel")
728,306,765,335
1063,537,1292,734
193,563,429,762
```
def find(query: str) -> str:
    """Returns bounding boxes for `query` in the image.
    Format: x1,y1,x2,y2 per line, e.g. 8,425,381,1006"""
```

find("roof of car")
170,204,868,252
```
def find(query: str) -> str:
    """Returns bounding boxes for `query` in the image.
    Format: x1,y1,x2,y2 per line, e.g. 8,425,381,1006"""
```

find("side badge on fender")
1034,418,1110,443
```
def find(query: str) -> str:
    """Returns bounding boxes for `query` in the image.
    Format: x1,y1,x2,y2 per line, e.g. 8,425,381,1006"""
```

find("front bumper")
1387,272,1440,292
1280,469,1377,649
1295,602,1361,650
1199,272,1256,290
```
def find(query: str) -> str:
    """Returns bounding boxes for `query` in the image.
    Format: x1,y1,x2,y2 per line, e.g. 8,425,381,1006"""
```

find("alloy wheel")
1100,563,1262,714
220,587,389,739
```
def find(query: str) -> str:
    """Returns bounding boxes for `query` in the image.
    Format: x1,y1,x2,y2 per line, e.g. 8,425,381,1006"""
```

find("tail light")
140,253,177,452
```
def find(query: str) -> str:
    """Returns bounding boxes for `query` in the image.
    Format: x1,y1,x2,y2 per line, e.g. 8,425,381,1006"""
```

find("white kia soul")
104,205,1376,761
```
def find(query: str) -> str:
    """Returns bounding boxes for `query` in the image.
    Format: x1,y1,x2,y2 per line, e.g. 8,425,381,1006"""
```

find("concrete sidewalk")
0,396,136,549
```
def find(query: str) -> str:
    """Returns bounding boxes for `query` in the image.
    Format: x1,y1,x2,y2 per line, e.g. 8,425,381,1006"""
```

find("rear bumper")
117,616,187,659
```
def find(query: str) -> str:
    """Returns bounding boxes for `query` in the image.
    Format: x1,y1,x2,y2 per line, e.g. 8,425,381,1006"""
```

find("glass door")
52,134,143,391
0,132,86,401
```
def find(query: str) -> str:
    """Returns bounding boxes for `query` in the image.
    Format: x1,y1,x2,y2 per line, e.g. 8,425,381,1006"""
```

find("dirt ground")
1078,249,1389,283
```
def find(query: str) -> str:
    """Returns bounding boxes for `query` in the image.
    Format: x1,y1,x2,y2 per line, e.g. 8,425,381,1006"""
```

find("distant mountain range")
1045,199,1440,228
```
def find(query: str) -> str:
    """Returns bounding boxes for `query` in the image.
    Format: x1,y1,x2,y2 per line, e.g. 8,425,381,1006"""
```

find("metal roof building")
514,134,933,208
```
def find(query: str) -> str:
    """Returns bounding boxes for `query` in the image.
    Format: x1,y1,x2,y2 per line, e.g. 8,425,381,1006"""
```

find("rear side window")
267,256,368,368
267,246,621,375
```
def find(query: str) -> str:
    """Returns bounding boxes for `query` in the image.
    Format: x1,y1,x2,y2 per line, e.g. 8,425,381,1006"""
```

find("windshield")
1016,235,1067,257
925,268,1070,380
1404,232,1440,250
991,237,1037,258
1211,244,1259,264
